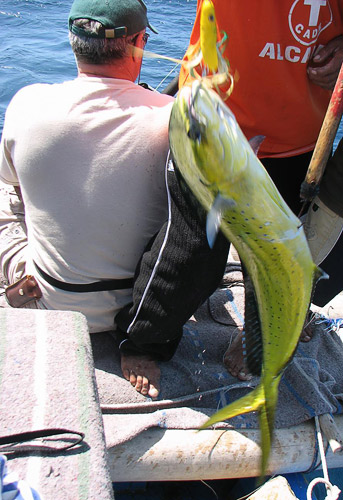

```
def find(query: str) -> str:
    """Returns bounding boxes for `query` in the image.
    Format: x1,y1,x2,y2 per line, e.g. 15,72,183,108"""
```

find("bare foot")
121,354,160,399
224,315,315,381
223,330,252,381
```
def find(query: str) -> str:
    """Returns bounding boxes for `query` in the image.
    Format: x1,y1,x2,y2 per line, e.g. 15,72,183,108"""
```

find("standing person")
179,0,343,379
0,0,230,397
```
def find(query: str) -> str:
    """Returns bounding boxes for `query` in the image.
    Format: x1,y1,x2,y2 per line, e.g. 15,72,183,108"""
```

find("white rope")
306,416,341,500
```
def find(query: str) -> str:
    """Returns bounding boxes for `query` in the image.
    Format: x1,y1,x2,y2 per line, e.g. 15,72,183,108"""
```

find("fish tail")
199,383,265,430
258,376,280,481
201,376,281,479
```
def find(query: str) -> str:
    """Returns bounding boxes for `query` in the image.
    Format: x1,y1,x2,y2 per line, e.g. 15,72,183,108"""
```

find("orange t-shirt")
179,0,343,158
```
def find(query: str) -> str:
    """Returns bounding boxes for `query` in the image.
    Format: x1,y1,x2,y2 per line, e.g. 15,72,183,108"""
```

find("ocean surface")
0,0,196,135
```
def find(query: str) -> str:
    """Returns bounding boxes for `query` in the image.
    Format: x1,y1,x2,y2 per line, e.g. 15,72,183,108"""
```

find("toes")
301,324,313,342
238,370,252,381
134,375,159,398
148,384,159,399
227,363,238,377
134,374,143,393
301,335,311,342
140,376,150,396
224,354,240,376
120,355,160,398
224,345,252,380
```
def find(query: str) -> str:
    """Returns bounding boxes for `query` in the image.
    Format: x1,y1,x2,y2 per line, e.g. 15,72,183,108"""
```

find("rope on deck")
306,416,341,500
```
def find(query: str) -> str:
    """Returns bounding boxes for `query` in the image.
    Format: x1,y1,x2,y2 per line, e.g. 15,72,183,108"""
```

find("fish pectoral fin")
249,135,265,156
199,384,265,430
242,264,263,376
206,194,236,248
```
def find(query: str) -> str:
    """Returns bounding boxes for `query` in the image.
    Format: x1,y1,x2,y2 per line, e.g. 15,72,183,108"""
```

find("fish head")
169,80,249,189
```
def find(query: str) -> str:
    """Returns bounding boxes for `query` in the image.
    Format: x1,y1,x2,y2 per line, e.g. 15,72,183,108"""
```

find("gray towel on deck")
93,263,343,447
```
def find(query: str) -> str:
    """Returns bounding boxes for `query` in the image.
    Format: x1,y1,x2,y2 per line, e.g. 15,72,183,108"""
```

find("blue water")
0,0,196,134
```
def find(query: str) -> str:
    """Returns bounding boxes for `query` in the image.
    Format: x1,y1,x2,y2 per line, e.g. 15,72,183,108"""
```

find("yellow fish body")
168,80,322,477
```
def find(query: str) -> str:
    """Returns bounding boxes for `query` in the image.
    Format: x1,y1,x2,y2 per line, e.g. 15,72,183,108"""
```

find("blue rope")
1,455,42,499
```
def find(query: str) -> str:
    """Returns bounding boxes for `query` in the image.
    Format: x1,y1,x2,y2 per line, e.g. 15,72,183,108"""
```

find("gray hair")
69,19,138,64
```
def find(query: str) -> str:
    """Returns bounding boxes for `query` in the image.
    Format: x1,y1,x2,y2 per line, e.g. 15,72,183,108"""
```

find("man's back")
0,76,173,330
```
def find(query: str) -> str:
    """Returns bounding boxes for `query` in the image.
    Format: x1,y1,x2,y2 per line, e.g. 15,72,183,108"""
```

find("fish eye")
188,121,202,143
209,14,214,21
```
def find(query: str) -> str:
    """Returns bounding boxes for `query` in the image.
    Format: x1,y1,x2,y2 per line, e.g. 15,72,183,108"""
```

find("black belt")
0,428,85,455
34,262,133,293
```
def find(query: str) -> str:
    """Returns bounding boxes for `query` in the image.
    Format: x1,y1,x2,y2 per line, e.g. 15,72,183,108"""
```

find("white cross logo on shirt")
289,0,332,46
304,0,327,26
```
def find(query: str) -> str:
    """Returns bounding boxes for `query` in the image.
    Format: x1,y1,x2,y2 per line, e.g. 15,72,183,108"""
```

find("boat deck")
0,269,343,499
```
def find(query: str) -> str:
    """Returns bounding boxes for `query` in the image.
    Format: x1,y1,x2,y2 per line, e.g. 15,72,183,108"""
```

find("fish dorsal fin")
249,135,265,156
242,263,263,376
315,266,329,284
309,265,329,304
206,194,236,248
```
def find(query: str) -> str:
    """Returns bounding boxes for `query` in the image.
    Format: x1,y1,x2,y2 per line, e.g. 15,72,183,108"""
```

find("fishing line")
138,45,234,96
155,62,180,92
134,46,183,65
199,480,219,500
132,44,182,88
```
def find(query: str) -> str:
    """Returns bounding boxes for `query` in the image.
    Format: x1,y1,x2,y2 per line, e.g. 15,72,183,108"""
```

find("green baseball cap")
69,0,158,39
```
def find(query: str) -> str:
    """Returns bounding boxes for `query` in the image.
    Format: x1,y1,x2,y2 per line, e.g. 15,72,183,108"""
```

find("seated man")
0,0,230,398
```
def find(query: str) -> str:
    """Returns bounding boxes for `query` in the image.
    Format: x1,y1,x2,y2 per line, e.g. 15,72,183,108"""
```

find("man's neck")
77,60,137,82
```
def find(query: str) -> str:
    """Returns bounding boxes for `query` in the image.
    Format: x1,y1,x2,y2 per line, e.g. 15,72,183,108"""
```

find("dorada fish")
168,80,324,477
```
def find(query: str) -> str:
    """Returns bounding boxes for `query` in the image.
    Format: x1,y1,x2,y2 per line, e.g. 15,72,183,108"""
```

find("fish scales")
168,80,320,477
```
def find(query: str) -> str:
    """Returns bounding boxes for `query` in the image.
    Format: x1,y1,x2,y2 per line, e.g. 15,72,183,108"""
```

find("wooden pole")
300,62,343,204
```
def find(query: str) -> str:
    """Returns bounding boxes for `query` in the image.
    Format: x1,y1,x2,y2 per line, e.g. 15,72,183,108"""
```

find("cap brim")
147,21,158,34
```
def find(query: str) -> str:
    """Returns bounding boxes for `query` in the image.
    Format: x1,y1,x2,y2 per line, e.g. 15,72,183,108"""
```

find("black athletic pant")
115,166,230,360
